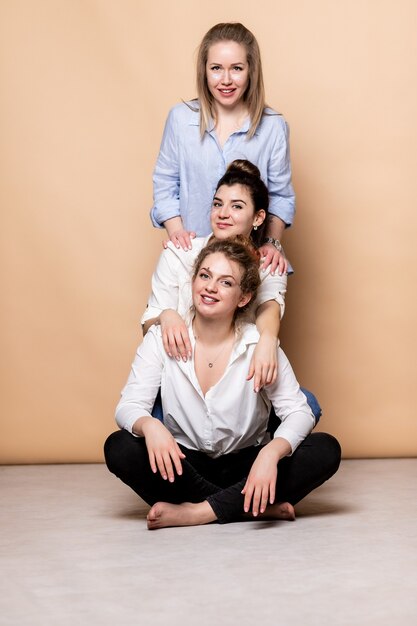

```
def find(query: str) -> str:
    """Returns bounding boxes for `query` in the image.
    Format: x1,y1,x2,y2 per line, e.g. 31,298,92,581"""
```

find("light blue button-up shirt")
151,101,295,236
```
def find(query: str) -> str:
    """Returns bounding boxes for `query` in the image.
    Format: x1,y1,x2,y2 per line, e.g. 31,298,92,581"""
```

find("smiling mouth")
216,223,232,228
219,88,236,95
200,294,219,304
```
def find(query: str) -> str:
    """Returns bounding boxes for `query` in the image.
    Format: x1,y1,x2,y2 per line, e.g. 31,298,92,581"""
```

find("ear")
253,209,266,228
237,292,252,309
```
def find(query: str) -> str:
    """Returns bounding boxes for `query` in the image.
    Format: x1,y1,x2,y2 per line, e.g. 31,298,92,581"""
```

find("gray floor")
1,459,417,626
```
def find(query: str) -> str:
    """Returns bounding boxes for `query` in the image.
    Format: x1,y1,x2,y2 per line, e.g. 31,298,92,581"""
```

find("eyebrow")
212,195,247,205
200,266,237,281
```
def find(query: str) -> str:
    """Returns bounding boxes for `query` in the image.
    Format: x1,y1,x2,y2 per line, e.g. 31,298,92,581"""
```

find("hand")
258,243,288,276
160,309,192,361
142,418,186,483
163,229,196,251
247,333,278,392
241,446,279,516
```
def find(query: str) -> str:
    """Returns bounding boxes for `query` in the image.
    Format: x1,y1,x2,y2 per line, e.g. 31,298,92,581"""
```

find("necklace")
194,333,234,368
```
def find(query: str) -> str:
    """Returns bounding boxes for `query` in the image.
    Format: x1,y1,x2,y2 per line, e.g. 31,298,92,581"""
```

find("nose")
206,278,218,292
217,203,230,218
221,70,232,85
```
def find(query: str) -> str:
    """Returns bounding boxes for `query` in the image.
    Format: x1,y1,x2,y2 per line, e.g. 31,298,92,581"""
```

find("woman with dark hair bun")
151,22,294,276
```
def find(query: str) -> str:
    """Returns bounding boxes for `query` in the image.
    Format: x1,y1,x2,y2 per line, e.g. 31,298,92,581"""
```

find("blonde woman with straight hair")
151,22,295,277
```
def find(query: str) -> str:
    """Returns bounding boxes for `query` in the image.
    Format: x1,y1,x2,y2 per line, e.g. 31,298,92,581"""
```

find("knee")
104,430,135,476
313,432,342,476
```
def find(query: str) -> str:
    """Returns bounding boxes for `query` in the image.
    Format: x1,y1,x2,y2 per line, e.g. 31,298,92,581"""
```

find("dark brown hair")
214,159,269,247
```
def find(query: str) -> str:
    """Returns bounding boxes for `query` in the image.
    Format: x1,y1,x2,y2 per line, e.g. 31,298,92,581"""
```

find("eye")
220,280,233,287
232,203,243,210
199,271,210,280
233,66,243,71
212,201,222,208
210,65,221,72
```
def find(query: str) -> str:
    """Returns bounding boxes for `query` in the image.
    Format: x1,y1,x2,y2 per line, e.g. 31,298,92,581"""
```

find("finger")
277,255,286,276
166,330,180,360
243,483,254,513
163,240,168,249
170,235,181,249
171,447,184,476
162,330,173,358
172,329,188,360
260,486,269,514
189,231,196,240
253,369,262,393
181,329,193,359
269,480,276,505
148,450,157,474
246,361,255,381
155,453,168,480
268,365,278,386
269,254,279,275
252,485,263,517
162,451,175,483
261,251,273,271
177,234,190,251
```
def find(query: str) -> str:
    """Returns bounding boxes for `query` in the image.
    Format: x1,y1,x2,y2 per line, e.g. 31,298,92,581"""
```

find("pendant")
208,363,213,368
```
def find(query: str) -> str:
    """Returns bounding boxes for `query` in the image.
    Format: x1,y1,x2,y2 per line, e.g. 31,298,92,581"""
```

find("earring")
253,224,258,231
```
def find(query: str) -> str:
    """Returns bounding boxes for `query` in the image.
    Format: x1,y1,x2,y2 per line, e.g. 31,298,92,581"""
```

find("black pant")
104,430,341,524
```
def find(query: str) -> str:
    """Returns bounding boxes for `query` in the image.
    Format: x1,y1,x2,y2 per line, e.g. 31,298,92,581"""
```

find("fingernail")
163,475,167,480
169,477,174,483
278,271,282,276
260,508,265,513
182,356,187,362
253,511,258,517
244,507,248,512
271,271,275,276
255,387,259,393
168,353,172,358
176,356,180,361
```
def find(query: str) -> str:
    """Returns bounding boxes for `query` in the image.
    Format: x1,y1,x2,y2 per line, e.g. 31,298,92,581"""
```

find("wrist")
263,237,283,253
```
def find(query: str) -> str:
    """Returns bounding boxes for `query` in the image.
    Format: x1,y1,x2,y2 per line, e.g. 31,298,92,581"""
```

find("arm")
247,300,281,391
246,269,288,390
241,436,291,516
259,116,295,274
115,329,185,482
151,108,195,250
140,247,192,360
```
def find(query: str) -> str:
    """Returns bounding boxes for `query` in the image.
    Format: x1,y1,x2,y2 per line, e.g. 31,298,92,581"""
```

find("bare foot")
244,501,295,521
147,501,217,530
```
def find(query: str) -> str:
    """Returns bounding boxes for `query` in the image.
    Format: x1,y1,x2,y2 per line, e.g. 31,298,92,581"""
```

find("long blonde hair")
195,23,266,140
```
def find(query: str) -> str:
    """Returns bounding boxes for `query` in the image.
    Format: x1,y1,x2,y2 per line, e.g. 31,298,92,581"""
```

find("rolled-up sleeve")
267,118,295,227
115,329,164,433
255,270,287,319
141,248,180,325
151,108,181,228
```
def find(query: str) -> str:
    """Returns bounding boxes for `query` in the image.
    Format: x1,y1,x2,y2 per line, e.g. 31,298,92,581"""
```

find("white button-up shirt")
141,236,287,326
116,323,314,458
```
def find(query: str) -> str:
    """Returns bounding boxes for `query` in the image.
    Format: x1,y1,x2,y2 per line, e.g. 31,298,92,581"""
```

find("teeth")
202,296,217,303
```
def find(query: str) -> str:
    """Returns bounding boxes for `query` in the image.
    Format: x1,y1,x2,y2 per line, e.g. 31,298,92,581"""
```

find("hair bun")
226,159,261,179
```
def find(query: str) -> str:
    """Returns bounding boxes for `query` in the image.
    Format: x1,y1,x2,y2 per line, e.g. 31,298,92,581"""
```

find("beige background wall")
1,0,416,463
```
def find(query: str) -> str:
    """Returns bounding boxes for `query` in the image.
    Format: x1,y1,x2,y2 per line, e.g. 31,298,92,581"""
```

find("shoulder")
238,322,260,346
163,236,208,268
258,108,289,136
166,100,200,126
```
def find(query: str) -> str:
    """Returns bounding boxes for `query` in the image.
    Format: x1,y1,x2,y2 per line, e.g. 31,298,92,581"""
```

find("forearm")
255,300,280,339
265,215,286,242
163,215,184,238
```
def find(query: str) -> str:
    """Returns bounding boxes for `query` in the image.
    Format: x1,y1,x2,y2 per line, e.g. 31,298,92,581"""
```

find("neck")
213,101,248,125
193,313,235,346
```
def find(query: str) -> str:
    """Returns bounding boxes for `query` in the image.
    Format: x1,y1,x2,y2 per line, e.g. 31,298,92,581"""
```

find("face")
193,252,251,321
206,41,249,110
210,184,265,239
